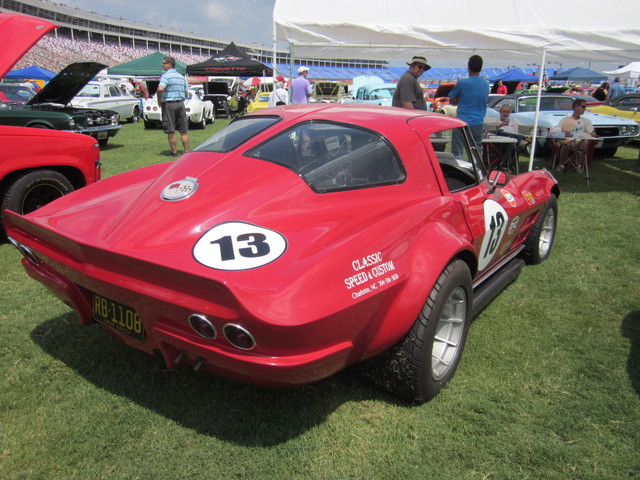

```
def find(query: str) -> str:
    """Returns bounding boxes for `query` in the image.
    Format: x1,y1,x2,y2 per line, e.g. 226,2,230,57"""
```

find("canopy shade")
604,62,640,75
5,65,56,80
488,69,539,83
549,67,606,81
273,0,640,63
108,52,187,76
187,42,272,77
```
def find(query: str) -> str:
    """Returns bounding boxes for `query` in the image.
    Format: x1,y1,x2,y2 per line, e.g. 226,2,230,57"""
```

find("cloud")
205,2,232,26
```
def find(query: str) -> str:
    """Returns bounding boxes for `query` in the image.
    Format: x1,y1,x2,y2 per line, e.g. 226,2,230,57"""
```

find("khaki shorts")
161,101,188,134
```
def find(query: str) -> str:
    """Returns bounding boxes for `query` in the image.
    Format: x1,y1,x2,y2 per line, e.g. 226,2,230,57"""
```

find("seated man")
556,99,594,172
494,104,521,171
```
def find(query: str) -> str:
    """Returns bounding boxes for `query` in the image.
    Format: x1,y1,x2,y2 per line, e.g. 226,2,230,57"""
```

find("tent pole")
528,49,547,171
272,8,277,86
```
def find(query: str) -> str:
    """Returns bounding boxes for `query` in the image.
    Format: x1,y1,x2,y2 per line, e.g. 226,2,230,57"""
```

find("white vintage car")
71,81,141,123
143,87,214,129
485,94,640,156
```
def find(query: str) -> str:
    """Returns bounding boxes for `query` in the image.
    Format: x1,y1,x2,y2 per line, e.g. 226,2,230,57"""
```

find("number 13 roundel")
478,199,509,271
193,221,288,271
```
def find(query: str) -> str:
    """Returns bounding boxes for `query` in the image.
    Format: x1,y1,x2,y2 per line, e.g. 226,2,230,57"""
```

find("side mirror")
487,170,510,194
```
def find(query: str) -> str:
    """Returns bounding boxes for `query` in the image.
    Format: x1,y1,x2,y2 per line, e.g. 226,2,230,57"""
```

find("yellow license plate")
93,293,145,342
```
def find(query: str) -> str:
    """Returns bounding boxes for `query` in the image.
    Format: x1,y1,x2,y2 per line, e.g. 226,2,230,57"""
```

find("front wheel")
363,259,473,404
128,106,140,123
1,170,74,236
523,194,557,264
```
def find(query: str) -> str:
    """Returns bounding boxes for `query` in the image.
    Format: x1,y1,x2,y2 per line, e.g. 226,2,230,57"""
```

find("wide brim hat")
407,56,432,71
297,66,309,74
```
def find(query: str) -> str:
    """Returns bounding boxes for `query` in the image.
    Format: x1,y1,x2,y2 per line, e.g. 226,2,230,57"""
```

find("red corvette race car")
4,104,559,403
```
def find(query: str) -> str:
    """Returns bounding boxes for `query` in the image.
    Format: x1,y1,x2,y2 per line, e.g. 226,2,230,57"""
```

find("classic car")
348,83,396,107
0,13,101,236
311,81,345,103
430,83,456,112
71,80,141,123
588,94,640,126
4,103,560,404
143,87,214,129
0,83,36,103
246,91,271,113
0,61,121,146
200,81,231,117
486,94,640,156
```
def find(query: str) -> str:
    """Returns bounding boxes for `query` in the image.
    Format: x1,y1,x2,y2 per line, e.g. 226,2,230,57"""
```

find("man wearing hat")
291,66,312,104
392,55,431,110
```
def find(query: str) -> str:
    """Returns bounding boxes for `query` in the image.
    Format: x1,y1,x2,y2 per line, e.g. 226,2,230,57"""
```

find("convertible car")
4,104,559,404
486,93,640,156
143,87,214,129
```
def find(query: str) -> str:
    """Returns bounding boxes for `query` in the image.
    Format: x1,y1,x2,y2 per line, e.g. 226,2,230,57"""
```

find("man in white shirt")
556,99,594,171
268,82,289,107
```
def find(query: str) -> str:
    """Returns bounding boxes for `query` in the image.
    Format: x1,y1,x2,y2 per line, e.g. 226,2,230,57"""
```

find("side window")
108,86,121,97
430,127,485,192
247,121,405,193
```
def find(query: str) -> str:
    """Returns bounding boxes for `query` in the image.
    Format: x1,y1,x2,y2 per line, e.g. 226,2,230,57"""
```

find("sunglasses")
417,65,427,70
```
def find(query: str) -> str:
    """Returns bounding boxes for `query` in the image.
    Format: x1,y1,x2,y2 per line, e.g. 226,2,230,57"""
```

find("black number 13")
210,233,271,261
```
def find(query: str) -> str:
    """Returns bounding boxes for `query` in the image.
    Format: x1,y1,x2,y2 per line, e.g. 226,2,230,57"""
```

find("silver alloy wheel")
538,207,556,258
431,286,467,381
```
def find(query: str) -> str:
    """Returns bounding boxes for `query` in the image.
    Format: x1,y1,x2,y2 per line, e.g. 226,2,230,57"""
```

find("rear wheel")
524,194,557,264
363,260,473,404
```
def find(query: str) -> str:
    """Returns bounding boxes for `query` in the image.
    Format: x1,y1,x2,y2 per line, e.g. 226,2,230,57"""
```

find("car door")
411,119,538,274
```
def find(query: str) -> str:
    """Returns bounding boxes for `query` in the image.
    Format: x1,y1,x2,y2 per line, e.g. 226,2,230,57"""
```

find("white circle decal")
478,199,509,271
193,222,288,271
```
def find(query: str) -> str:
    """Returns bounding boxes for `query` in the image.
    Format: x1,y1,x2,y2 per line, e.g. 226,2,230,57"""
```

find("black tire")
523,194,557,265
128,106,140,123
193,114,206,130
597,146,617,157
98,138,109,147
143,119,155,129
1,170,74,227
363,259,473,404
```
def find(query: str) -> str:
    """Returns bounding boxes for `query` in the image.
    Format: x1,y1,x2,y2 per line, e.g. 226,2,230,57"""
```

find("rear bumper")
16,249,354,388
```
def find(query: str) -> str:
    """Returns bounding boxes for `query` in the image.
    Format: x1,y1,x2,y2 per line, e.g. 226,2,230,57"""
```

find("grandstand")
1,0,531,83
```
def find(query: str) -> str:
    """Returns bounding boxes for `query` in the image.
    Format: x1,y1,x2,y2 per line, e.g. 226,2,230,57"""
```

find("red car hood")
0,13,57,79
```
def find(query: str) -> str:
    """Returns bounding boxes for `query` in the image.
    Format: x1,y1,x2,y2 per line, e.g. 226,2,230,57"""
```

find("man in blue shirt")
608,77,625,100
157,56,189,156
449,55,489,159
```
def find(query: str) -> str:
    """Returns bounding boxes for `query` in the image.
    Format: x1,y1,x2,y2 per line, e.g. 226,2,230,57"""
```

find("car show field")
1,115,639,479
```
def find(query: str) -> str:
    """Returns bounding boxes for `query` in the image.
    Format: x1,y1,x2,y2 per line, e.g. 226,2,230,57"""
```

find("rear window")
246,121,405,193
195,116,281,153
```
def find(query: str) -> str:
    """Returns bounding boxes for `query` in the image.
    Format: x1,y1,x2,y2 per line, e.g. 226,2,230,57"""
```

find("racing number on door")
482,211,506,260
478,200,509,271
193,222,287,270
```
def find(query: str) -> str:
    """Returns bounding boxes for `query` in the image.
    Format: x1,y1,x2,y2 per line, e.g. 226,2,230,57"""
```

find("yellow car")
588,94,640,125
246,91,272,113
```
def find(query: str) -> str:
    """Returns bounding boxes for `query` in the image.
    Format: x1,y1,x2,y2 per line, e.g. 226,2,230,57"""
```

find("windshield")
76,84,101,98
247,121,405,193
195,116,280,153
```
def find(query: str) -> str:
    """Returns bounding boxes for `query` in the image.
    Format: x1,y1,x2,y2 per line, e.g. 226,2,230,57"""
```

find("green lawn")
1,120,639,479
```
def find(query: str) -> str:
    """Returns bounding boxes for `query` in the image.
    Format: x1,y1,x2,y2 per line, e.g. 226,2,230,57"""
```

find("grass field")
1,119,639,480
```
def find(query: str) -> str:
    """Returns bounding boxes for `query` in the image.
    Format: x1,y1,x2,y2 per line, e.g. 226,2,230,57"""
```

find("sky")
64,0,277,48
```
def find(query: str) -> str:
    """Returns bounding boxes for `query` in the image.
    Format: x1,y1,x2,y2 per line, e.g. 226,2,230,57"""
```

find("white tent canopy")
604,62,640,75
273,0,640,63
273,0,640,170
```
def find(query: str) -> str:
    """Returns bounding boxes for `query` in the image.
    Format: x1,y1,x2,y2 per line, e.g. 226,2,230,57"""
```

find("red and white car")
5,103,559,403
0,13,101,236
